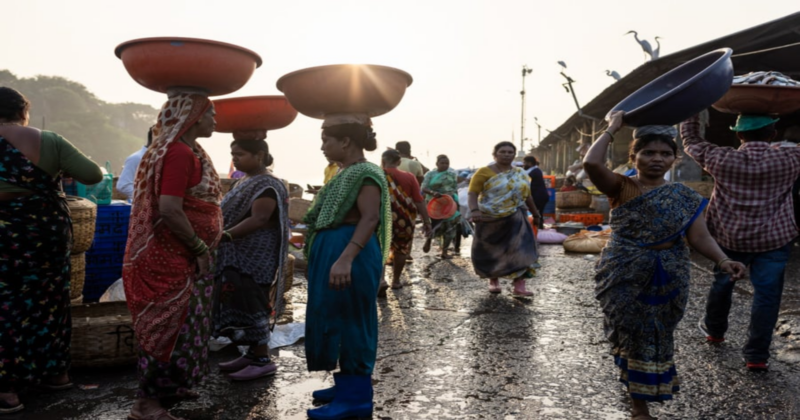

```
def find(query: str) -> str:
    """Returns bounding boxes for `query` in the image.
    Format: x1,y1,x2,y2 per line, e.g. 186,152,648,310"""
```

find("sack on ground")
562,230,611,254
537,229,568,244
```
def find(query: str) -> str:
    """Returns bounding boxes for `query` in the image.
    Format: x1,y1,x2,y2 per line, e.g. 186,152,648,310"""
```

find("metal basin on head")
276,64,413,119
713,84,800,115
115,37,262,96
608,48,733,127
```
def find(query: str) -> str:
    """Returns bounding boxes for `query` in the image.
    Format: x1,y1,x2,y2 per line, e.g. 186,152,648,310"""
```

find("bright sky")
4,1,799,186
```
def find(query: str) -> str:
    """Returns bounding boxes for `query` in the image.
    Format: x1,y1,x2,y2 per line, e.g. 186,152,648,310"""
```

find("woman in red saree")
123,92,223,420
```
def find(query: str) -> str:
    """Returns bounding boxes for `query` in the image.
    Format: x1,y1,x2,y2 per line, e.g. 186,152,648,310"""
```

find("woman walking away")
522,155,549,229
468,142,541,296
0,87,102,414
381,149,432,295
213,138,289,381
303,116,391,420
124,92,223,420
583,111,745,420
421,154,461,259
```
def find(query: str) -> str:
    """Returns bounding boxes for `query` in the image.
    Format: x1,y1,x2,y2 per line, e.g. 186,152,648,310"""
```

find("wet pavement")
16,239,800,419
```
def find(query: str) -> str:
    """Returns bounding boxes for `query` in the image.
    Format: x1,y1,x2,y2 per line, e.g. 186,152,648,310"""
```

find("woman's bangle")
714,257,732,272
222,231,233,242
470,209,481,213
604,130,615,142
350,240,365,250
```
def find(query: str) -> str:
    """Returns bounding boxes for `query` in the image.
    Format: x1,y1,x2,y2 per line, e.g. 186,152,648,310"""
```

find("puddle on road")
275,374,331,420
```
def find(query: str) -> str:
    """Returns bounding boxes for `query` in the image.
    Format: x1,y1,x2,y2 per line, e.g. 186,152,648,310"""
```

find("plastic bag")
83,161,113,205
99,278,126,302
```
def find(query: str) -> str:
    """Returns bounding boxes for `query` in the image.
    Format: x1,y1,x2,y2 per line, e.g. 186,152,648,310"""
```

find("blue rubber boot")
307,374,373,420
311,384,336,402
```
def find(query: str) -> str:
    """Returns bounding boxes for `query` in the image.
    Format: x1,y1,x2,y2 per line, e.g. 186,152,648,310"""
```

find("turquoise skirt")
305,225,381,375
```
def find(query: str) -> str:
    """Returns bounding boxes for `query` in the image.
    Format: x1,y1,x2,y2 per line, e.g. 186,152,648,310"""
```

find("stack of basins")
84,203,131,301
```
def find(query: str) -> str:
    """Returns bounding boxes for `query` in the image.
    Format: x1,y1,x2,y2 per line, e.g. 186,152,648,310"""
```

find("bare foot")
631,399,653,420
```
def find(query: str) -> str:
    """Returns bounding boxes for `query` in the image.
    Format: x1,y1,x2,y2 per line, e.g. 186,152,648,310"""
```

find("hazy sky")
4,1,799,185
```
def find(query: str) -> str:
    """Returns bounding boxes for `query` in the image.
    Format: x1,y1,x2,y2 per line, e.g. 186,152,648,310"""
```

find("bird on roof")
605,70,621,81
652,36,662,60
625,31,655,61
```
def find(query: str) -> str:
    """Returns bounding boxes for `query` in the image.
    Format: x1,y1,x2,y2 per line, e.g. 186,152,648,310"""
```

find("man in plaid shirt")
682,114,800,371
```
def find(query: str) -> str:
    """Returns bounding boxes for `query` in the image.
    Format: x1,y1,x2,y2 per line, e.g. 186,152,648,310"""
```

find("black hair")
395,141,411,155
493,141,517,154
230,139,274,167
523,155,538,166
0,87,31,122
436,154,449,163
382,149,401,164
629,135,678,161
323,123,377,152
739,124,777,142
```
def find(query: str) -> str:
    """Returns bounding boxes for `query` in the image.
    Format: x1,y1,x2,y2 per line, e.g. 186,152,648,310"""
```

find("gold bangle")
714,257,732,272
350,240,364,250
604,130,615,141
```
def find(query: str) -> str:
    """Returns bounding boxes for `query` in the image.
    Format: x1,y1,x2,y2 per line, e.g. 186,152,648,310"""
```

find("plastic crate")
543,175,556,189
543,188,556,214
558,212,604,226
88,237,128,254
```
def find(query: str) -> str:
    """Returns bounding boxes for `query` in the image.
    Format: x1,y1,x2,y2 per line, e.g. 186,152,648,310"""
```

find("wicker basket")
70,294,84,306
70,252,86,300
67,196,97,253
289,198,312,223
555,191,592,209
71,301,138,367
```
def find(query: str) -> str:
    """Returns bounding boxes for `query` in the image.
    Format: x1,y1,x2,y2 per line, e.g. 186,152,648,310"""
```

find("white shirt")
117,146,148,200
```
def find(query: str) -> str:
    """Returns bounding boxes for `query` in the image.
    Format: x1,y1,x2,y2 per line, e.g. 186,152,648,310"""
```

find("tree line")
1,70,158,173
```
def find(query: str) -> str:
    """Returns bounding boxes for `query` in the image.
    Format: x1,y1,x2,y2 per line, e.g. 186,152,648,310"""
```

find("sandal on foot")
228,363,278,381
391,283,404,290
0,399,24,414
128,408,186,420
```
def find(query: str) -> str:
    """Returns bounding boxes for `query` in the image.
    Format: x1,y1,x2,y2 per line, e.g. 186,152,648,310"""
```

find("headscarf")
633,125,677,139
124,92,223,361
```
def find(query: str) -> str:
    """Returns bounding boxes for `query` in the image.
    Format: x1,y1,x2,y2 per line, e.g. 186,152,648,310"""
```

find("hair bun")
363,127,378,151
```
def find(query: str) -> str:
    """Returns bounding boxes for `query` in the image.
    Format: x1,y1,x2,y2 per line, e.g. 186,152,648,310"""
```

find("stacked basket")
67,196,97,304
555,191,603,225
71,301,138,367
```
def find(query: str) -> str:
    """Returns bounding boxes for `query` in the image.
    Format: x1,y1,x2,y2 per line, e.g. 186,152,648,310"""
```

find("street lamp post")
520,65,532,154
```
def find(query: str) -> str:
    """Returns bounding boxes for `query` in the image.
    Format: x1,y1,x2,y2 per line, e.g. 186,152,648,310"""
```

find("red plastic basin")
213,96,298,133
115,37,262,96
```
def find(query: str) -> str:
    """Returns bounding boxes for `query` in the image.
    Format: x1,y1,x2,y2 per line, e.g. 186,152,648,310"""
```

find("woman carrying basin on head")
583,111,745,420
213,136,290,381
124,92,223,420
302,115,391,420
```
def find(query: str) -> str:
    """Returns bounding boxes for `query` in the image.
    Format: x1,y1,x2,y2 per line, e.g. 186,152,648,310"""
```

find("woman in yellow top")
468,141,541,296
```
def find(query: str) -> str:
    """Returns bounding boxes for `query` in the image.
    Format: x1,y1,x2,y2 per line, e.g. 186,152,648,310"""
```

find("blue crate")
87,238,128,254
544,188,556,214
85,250,125,267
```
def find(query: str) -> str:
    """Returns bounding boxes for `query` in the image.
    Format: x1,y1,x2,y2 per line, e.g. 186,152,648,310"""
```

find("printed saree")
471,168,537,279
123,92,223,364
386,170,417,255
0,137,72,389
213,174,289,346
595,183,706,402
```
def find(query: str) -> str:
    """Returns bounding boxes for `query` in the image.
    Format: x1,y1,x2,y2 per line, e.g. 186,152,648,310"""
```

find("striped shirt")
682,115,800,252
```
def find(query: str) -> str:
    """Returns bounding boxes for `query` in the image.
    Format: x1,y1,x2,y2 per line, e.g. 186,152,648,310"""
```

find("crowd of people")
2,84,800,420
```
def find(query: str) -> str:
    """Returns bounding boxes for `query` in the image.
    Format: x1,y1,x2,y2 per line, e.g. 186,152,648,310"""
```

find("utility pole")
534,117,542,147
520,65,532,153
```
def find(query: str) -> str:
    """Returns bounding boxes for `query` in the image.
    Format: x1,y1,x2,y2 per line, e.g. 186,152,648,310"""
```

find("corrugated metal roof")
536,12,800,148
